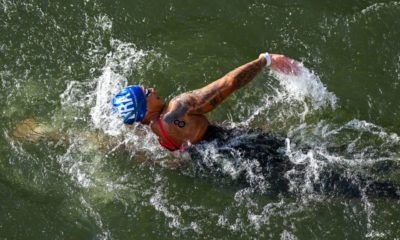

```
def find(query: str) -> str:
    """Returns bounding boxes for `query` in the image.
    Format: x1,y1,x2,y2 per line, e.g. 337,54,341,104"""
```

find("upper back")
150,100,209,147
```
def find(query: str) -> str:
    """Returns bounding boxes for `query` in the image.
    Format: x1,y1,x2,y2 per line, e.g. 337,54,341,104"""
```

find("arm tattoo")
165,58,264,116
197,87,222,108
163,101,188,123
231,60,264,90
173,119,186,128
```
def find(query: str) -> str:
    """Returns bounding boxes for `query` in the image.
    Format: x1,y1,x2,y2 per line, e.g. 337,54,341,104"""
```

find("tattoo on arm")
193,58,265,113
163,101,188,123
230,59,265,89
165,58,265,117
173,119,185,128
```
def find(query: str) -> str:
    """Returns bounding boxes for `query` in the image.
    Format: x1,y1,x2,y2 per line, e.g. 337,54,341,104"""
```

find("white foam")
272,66,337,110
280,230,298,240
150,185,183,229
79,195,112,240
245,200,305,232
51,14,400,237
243,65,336,126
148,174,203,233
361,2,399,15
94,14,112,31
59,37,167,153
89,39,147,135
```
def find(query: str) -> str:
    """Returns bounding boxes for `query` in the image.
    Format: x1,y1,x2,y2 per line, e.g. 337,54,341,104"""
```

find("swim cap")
111,85,147,124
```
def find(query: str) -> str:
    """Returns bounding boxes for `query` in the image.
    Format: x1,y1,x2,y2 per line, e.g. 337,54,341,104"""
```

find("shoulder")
166,91,198,112
170,91,196,103
162,97,189,123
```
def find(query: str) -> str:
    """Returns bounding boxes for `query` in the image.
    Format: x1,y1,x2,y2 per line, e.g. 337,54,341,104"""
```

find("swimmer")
12,52,400,198
11,53,299,171
111,53,400,198
111,52,300,152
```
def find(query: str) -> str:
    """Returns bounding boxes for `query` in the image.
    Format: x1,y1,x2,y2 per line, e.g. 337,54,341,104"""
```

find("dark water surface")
1,0,400,239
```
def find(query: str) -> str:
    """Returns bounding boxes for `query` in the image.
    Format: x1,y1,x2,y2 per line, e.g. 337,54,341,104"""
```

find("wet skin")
140,54,299,148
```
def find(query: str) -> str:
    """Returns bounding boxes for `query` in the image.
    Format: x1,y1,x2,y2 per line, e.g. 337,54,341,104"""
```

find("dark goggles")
144,88,152,97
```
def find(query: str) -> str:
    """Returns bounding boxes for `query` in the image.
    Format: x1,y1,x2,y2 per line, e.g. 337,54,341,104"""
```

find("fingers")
260,52,300,75
270,54,300,75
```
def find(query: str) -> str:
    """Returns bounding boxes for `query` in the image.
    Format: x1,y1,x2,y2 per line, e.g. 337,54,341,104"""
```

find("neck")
141,104,165,125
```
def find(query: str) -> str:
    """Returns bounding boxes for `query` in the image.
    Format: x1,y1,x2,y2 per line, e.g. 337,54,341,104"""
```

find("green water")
1,0,400,239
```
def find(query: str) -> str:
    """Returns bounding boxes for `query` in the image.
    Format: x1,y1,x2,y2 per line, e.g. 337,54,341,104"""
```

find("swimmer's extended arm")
163,54,299,122
163,57,265,122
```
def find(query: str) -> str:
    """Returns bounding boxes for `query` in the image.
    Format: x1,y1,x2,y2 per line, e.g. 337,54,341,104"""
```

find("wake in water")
8,36,400,239
185,121,400,199
3,0,400,237
174,65,400,199
11,39,400,199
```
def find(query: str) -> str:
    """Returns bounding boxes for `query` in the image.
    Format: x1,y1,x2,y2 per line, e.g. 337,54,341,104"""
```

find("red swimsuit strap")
157,118,181,151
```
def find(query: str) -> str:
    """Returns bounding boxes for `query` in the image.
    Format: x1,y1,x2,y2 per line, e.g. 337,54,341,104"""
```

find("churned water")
1,0,400,239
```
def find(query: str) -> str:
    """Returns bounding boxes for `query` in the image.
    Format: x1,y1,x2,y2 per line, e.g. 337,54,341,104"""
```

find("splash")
243,65,336,126
185,63,400,236
361,2,400,15
34,36,400,238
272,66,336,110
89,39,147,135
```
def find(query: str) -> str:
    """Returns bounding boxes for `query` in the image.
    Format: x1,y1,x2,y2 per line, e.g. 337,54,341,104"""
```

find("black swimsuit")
186,124,400,198
187,124,293,193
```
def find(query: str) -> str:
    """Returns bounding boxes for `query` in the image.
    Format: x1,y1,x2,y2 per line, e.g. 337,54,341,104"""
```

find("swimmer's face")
141,86,164,113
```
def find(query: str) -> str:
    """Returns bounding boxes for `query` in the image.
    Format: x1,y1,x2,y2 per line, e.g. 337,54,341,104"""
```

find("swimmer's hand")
259,53,300,75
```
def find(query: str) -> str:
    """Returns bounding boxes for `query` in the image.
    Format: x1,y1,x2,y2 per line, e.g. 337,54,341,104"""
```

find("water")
1,0,400,239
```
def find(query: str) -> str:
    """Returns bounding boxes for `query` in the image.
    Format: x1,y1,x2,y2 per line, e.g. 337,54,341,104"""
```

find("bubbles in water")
150,175,183,229
89,40,147,134
272,66,337,110
180,59,400,236
94,14,112,31
395,56,400,89
361,2,400,15
56,36,176,217
243,64,336,127
79,196,112,240
5,4,400,236
280,230,298,240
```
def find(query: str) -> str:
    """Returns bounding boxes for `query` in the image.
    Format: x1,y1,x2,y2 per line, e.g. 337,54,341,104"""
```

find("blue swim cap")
111,85,147,124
